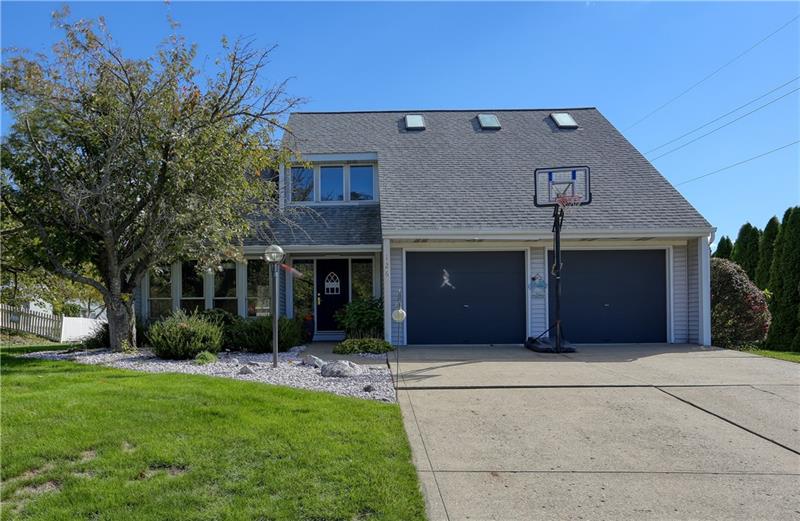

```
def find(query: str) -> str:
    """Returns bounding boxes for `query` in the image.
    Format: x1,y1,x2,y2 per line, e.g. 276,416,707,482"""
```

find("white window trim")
287,162,378,206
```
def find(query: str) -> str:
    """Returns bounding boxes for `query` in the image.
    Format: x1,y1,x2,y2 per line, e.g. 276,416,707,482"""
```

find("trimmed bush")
194,350,218,365
711,258,770,349
147,311,223,360
198,308,242,349
335,298,383,338
333,337,394,355
226,316,303,353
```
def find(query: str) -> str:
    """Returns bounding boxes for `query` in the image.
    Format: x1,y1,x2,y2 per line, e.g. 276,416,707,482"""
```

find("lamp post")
263,244,285,368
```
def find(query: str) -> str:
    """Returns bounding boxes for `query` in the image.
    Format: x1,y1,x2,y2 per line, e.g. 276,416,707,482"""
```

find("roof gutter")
382,227,716,241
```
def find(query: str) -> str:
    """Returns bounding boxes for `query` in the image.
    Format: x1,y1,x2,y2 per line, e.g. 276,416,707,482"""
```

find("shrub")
198,308,241,327
226,316,303,353
147,311,223,360
335,298,383,338
82,323,109,350
198,308,242,349
711,258,771,349
194,350,218,365
59,302,82,317
333,337,394,355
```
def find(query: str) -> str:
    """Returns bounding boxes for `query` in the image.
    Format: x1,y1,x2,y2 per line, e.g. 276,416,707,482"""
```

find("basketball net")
555,194,583,219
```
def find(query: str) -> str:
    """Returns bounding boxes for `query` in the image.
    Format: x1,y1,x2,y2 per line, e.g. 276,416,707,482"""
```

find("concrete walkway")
392,345,800,520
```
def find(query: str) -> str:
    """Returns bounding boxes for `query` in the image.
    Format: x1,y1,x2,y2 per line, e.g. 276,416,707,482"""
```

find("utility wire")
624,15,800,131
675,140,799,186
649,86,799,161
644,76,800,154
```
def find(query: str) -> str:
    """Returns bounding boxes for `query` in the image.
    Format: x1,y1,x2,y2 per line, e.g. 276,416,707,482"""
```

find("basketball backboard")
534,166,592,207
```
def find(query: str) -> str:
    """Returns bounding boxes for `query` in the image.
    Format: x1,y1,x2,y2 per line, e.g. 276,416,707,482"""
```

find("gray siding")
390,248,405,345
687,239,699,343
672,245,689,343
529,247,548,337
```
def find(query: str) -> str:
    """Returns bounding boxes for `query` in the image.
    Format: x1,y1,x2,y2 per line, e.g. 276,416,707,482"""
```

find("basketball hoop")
531,166,593,353
555,194,583,219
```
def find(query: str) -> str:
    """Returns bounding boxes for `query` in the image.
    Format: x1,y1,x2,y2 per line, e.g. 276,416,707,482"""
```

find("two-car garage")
403,250,667,345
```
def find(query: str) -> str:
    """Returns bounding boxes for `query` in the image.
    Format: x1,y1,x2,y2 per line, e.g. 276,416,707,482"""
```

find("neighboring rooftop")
279,108,711,239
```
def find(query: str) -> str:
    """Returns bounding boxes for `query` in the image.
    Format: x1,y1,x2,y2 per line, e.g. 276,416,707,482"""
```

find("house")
135,108,714,346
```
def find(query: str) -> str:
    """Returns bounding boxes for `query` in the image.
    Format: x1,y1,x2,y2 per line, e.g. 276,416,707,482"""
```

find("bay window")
247,259,271,317
148,266,172,319
213,262,238,314
180,261,205,313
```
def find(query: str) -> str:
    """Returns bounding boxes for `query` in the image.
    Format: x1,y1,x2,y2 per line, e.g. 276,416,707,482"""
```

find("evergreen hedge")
766,207,800,351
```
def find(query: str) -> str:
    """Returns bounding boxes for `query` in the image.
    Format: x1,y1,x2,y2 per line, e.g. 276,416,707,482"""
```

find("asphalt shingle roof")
246,205,382,246
283,108,712,238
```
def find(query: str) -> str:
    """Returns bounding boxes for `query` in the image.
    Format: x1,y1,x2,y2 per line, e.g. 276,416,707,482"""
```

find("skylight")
477,114,501,130
550,112,578,129
404,114,425,130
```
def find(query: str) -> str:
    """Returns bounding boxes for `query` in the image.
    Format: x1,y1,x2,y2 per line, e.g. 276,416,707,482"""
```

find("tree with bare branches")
1,10,302,349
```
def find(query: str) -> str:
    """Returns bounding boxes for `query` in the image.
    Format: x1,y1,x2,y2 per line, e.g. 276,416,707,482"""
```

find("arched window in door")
324,272,341,295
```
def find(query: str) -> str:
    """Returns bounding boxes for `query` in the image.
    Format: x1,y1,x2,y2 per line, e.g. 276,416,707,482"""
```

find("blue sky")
2,1,798,244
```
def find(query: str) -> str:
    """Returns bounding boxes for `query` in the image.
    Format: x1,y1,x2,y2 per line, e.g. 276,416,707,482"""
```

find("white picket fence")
0,304,106,342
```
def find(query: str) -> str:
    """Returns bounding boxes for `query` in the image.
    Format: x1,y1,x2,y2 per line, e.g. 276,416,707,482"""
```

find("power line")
649,86,799,161
624,15,799,132
644,76,800,154
675,140,799,186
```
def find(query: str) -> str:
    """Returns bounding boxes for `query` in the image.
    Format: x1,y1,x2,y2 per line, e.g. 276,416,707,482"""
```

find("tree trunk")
105,293,136,350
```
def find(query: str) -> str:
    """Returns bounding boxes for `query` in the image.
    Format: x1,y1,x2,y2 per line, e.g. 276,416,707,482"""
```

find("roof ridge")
292,107,598,115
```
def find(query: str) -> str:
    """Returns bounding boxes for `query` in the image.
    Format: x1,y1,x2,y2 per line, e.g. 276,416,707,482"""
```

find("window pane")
180,299,204,314
320,166,344,201
213,299,238,315
247,259,271,317
149,267,171,299
181,261,204,298
214,262,237,298
350,165,374,201
351,259,373,301
149,299,172,319
291,167,314,202
293,260,314,320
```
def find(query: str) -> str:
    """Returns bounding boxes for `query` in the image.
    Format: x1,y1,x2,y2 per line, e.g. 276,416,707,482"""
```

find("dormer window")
350,165,374,200
289,163,377,204
320,166,344,201
290,167,314,202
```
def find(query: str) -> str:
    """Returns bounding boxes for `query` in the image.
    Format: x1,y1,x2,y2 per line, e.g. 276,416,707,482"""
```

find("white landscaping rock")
301,354,326,369
239,365,257,375
320,360,363,378
22,349,395,402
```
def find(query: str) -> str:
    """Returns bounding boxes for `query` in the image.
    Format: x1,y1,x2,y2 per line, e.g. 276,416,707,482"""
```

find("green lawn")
0,351,426,520
746,348,800,363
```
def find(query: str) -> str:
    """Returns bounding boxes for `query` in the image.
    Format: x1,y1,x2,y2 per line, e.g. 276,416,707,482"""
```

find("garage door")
406,251,526,344
547,250,666,343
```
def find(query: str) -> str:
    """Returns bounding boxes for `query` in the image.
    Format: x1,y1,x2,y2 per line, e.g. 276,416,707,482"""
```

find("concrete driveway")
391,344,800,520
